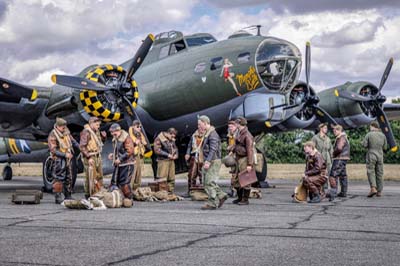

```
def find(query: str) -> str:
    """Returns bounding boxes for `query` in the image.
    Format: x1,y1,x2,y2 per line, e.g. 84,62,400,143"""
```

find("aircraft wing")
0,77,50,140
384,103,400,121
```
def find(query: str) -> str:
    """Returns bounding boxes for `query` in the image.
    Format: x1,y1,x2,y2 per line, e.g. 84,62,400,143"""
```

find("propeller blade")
305,42,311,94
374,105,397,152
313,106,338,126
0,77,38,101
121,96,151,152
125,34,155,83
51,75,111,92
378,58,393,92
336,89,372,102
283,103,300,110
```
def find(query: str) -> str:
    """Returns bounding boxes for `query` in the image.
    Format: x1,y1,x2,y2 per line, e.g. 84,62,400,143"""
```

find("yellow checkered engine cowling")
79,64,139,122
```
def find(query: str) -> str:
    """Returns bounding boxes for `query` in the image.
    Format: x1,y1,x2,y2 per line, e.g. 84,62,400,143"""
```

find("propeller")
0,77,38,101
336,58,397,152
283,42,338,126
51,34,155,151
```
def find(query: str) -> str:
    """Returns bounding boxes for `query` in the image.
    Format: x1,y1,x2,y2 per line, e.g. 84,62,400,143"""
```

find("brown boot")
376,191,382,197
367,187,377,197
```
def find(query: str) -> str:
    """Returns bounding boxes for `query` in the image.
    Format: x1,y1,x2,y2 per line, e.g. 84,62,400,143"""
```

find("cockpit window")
186,36,217,47
159,45,169,59
256,39,301,92
169,40,186,55
237,52,251,64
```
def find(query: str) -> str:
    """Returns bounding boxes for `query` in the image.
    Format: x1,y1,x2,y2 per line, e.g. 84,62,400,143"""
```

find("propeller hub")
376,94,386,104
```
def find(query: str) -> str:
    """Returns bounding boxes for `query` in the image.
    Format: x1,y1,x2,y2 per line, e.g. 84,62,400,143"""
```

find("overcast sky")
1,0,399,100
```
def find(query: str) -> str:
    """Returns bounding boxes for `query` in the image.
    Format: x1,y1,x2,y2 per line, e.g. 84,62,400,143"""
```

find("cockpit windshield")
256,39,301,93
186,35,217,47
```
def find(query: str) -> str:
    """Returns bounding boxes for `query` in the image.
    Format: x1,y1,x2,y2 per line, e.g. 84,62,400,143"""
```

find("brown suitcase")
11,190,43,204
239,169,258,188
148,179,168,192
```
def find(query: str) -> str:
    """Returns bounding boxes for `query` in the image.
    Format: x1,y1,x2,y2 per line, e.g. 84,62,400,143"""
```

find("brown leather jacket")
305,150,327,177
112,130,135,165
333,133,350,160
48,128,79,159
154,132,178,160
80,125,105,159
234,127,254,165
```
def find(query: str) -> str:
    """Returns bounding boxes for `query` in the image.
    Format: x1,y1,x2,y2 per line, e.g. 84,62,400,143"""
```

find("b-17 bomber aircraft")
1,26,399,191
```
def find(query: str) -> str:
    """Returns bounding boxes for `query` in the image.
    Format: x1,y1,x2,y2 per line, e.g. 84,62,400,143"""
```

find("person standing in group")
362,121,387,197
197,115,228,210
108,123,135,200
48,118,80,204
312,123,333,174
80,117,106,199
231,117,254,205
129,120,147,191
185,127,205,192
327,125,350,201
153,128,178,192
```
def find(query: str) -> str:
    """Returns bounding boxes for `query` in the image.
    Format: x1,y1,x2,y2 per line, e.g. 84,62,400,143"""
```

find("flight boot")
238,189,250,205
55,193,63,204
232,188,242,204
368,186,377,197
308,193,321,203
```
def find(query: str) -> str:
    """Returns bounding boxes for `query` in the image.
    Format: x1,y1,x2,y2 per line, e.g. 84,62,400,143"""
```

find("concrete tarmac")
1,176,400,266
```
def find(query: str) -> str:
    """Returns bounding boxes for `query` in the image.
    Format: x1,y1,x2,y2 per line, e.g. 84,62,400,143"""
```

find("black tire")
42,156,78,193
42,156,54,192
256,153,267,183
2,165,13,181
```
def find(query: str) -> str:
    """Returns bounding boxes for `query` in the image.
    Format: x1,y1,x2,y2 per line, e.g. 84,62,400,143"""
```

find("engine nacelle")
318,81,378,128
280,81,316,130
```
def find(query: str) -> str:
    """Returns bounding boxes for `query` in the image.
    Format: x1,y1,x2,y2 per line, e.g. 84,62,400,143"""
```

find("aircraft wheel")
2,165,13,181
42,156,54,192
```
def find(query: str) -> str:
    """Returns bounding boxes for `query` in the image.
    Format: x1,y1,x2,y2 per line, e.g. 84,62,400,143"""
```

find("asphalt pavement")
1,176,400,266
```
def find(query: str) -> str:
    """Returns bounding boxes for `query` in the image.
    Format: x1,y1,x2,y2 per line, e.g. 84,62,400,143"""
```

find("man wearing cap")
232,116,254,205
362,121,387,197
48,117,80,204
312,123,333,173
154,128,178,192
129,120,148,191
327,125,350,201
108,123,135,200
80,117,106,199
185,126,205,192
302,141,327,203
197,115,228,210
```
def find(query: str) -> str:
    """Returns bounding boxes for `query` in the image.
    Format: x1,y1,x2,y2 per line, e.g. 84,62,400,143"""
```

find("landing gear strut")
2,164,13,181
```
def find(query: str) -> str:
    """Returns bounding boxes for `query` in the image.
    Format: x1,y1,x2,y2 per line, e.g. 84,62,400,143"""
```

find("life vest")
129,127,147,156
84,124,102,154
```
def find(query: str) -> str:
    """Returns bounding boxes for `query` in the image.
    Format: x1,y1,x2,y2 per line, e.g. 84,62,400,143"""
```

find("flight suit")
362,129,387,194
80,124,105,198
311,133,333,173
303,150,327,203
129,127,147,191
329,133,350,199
111,130,135,199
200,127,227,208
48,127,79,203
154,132,178,192
185,130,204,190
232,126,254,205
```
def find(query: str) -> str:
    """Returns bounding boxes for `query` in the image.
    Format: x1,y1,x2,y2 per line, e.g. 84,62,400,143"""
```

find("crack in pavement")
1,210,64,228
103,228,249,265
0,260,67,266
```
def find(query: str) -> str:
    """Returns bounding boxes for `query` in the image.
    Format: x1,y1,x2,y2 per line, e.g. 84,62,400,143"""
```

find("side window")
210,57,223,70
159,45,169,59
238,52,251,64
194,62,207,73
169,40,186,55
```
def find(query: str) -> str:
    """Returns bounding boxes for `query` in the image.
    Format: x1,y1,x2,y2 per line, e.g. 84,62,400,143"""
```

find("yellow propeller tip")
149,34,155,41
334,89,339,97
30,89,38,101
306,41,311,46
265,121,272,128
51,74,56,84
391,146,398,153
390,57,394,63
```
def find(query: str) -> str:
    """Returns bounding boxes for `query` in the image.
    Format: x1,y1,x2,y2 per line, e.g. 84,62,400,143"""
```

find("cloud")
311,19,384,48
206,0,400,14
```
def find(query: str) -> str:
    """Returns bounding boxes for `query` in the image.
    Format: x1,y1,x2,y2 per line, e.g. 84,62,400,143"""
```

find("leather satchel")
239,169,257,188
